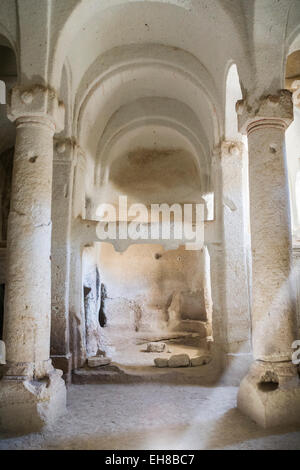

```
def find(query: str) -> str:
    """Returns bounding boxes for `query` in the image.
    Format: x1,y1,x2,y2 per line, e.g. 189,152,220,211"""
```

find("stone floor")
0,384,300,450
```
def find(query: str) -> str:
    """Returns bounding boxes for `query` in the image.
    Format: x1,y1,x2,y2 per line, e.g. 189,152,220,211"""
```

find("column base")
238,360,300,428
0,367,66,435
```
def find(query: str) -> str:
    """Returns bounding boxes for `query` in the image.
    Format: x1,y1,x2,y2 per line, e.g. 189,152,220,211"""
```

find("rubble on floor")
146,342,166,352
154,353,212,368
87,356,112,368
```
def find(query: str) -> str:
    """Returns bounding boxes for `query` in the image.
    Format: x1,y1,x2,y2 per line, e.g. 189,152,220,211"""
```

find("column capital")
211,141,244,167
221,140,244,159
7,85,65,133
53,137,79,164
236,90,293,135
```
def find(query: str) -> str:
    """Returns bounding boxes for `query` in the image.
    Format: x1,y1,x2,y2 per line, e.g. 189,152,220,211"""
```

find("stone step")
72,360,219,385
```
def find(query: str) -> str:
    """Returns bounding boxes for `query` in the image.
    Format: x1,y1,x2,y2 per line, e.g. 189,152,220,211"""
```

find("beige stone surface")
235,90,300,427
0,86,67,432
51,138,77,374
147,342,166,353
0,341,5,365
191,355,212,367
238,361,300,428
0,368,66,434
154,357,168,368
240,91,297,363
87,356,111,368
0,384,300,449
168,354,190,368
0,0,300,436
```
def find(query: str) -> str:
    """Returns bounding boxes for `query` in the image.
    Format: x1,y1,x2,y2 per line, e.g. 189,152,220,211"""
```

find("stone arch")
95,97,209,189
75,44,221,128
50,0,213,89
68,45,221,207
59,59,73,138
224,62,243,142
0,28,17,59
75,44,222,151
0,34,17,350
285,47,300,243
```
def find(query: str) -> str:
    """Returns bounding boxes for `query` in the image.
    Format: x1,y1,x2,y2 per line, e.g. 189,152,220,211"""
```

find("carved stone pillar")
286,79,300,244
69,148,88,370
206,153,225,365
220,141,252,383
236,90,300,427
69,218,98,371
51,138,77,381
0,86,66,433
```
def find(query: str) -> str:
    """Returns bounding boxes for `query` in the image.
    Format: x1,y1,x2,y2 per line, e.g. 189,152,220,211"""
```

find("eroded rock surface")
191,355,212,367
154,358,169,368
168,354,190,368
146,342,166,353
88,356,112,368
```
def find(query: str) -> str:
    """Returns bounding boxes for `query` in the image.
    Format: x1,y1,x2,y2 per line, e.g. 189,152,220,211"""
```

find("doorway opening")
81,242,214,379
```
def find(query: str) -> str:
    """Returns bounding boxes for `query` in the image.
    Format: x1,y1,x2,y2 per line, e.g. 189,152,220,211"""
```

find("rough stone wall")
96,243,207,334
76,242,211,358
82,246,102,357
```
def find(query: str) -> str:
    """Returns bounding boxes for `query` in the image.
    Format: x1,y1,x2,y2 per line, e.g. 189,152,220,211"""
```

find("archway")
285,50,300,245
0,38,17,347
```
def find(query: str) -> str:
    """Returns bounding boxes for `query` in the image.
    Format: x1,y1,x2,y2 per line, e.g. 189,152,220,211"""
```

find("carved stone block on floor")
146,342,166,353
87,356,112,368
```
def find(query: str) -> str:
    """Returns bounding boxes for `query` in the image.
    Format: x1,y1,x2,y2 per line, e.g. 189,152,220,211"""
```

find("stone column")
286,80,300,244
236,90,300,428
0,85,66,433
69,240,86,370
205,152,225,381
69,148,88,370
220,141,252,384
69,218,98,371
51,138,77,381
